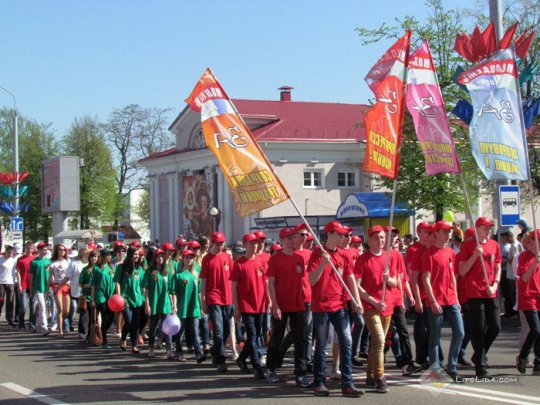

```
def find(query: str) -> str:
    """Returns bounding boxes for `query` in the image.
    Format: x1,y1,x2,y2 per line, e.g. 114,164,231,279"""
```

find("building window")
338,171,356,188
192,129,206,150
304,170,323,188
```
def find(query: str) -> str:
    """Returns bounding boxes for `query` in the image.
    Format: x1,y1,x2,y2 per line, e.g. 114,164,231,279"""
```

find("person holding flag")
307,221,363,397
458,217,501,378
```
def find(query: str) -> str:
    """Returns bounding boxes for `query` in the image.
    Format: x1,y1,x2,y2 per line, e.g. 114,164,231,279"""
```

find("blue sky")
1,0,477,138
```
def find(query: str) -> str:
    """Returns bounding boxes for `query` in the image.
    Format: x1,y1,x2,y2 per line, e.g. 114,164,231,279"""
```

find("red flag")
363,31,411,179
499,23,518,49
471,26,485,61
515,29,536,60
454,32,474,62
482,22,497,57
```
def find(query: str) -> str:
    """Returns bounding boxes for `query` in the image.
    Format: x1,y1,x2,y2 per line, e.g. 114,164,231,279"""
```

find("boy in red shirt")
231,233,268,380
515,230,540,375
200,232,233,373
308,221,363,397
421,221,464,380
265,226,311,387
355,225,398,393
458,217,501,378
16,241,35,330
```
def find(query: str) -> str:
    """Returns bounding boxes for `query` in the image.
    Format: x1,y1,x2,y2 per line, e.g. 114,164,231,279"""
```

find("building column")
152,176,161,243
173,171,180,238
168,174,175,243
149,177,156,242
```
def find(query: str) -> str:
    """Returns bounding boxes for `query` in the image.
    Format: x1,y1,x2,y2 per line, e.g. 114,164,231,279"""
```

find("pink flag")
406,40,461,175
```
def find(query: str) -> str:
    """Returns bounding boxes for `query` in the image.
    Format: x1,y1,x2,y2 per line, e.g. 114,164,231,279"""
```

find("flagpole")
459,174,491,288
205,69,360,307
381,179,398,304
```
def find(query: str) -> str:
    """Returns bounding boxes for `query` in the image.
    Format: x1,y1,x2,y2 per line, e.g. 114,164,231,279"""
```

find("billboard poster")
42,158,60,211
182,171,214,239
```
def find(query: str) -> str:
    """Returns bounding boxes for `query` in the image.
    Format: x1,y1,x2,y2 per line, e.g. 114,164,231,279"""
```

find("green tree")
132,185,150,233
62,116,116,229
102,104,173,227
0,108,56,241
357,0,485,219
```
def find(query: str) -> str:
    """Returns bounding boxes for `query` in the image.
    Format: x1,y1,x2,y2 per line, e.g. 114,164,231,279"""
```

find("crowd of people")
0,216,539,397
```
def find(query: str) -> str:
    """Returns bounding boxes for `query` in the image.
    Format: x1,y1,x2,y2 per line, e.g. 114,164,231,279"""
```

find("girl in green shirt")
115,246,145,353
78,249,97,340
142,248,173,358
91,249,115,349
170,250,205,362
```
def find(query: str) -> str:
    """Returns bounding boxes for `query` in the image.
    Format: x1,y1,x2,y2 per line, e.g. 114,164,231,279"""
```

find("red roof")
233,99,368,143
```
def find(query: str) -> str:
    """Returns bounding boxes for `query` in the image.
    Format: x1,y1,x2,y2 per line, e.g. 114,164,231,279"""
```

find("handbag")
77,296,87,312
88,308,103,346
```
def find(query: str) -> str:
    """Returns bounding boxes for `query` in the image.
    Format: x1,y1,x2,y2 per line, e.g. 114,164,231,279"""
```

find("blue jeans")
199,313,210,346
428,304,464,373
18,289,34,329
122,305,143,347
175,317,201,356
208,304,233,364
239,313,264,369
348,303,365,358
148,314,172,350
313,309,353,388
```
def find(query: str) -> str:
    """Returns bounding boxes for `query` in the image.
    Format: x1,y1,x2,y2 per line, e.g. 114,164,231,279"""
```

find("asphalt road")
0,315,539,405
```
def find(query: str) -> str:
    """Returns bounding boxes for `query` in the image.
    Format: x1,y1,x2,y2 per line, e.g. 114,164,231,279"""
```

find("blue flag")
457,48,530,181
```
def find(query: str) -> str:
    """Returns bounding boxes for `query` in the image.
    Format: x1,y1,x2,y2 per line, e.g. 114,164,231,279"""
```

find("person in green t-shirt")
79,249,98,341
170,249,205,363
115,246,145,353
91,249,115,349
142,248,173,358
29,242,51,335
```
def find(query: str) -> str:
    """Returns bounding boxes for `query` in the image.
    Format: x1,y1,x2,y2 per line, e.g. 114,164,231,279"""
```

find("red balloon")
108,294,125,312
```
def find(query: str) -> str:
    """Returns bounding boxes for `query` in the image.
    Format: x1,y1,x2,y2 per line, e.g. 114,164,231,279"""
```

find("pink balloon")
108,294,125,312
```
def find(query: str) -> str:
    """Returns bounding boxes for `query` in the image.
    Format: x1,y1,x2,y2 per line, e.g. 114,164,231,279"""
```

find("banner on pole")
457,48,530,181
363,31,411,179
406,40,461,175
185,68,290,217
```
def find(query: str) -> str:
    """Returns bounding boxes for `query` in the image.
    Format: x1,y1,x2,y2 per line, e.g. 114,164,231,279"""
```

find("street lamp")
210,206,221,232
0,85,19,218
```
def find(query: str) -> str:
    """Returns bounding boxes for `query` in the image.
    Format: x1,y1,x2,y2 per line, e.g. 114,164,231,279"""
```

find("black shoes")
313,384,330,397
342,385,364,397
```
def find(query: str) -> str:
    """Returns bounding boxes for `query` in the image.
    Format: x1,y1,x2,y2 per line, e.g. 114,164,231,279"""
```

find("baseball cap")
475,216,495,227
269,243,282,253
434,220,454,231
351,235,363,244
37,242,48,250
129,241,142,248
211,232,226,243
100,248,112,256
161,242,175,251
182,249,196,256
368,225,385,236
253,230,266,240
175,236,184,246
243,233,258,242
323,221,349,235
188,240,201,249
384,225,400,234
294,223,309,233
96,242,104,249
153,248,165,256
416,222,431,232
464,227,475,238
279,227,296,239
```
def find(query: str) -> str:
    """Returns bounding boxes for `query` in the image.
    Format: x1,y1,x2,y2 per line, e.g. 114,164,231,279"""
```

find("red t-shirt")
16,254,35,290
354,250,397,316
295,248,312,303
230,256,266,313
200,252,233,306
454,250,468,304
459,239,501,299
307,245,352,312
517,250,540,311
267,251,307,313
408,242,429,301
420,246,458,306
390,249,407,308
341,247,360,303
258,251,271,266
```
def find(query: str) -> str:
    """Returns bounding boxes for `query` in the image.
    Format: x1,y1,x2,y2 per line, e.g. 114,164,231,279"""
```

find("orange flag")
363,30,411,179
185,68,290,217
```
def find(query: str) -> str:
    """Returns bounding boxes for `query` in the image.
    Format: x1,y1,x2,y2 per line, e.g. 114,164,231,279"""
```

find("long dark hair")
51,244,67,261
122,246,138,277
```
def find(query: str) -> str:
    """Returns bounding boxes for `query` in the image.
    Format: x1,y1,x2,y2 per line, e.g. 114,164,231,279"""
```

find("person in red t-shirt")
385,226,421,376
308,221,363,398
406,222,434,368
421,221,464,380
355,225,398,393
16,241,36,330
231,233,268,380
515,229,540,375
200,232,233,373
253,229,271,355
458,216,501,378
265,226,312,387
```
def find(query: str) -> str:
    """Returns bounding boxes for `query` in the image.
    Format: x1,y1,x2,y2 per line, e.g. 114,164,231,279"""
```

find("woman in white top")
47,244,70,337
65,248,89,337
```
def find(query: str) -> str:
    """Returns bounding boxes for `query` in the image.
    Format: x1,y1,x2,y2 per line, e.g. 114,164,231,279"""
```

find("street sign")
117,232,125,241
499,185,520,226
10,216,24,231
11,231,23,240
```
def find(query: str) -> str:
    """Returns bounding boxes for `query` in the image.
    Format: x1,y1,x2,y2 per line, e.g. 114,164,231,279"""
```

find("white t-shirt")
50,259,69,285
0,256,16,285
65,260,86,297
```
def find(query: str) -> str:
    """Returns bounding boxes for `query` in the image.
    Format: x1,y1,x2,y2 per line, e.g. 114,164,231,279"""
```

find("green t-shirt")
142,268,172,315
30,257,50,293
114,263,145,308
171,270,201,319
91,265,116,305
79,264,96,301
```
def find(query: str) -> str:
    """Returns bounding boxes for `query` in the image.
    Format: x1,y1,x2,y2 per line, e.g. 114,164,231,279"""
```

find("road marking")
0,382,68,405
